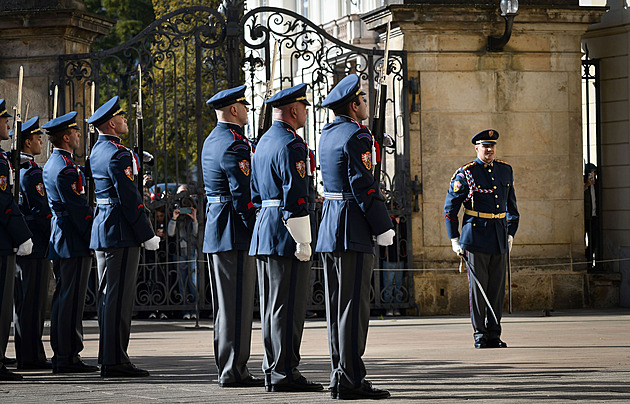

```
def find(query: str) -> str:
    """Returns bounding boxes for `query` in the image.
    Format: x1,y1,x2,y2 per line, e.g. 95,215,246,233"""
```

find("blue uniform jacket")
249,120,310,257
444,157,519,255
19,154,52,258
0,149,32,255
89,135,155,249
43,149,93,259
315,115,393,254
201,122,255,253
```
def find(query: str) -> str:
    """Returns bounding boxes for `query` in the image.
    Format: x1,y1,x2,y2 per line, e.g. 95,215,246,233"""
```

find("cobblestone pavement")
2,309,630,403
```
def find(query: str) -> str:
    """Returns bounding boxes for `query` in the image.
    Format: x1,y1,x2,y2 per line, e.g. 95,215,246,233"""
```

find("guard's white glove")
376,229,395,246
142,151,154,164
285,216,312,244
143,235,161,251
295,242,312,262
451,238,463,256
17,238,33,256
508,235,513,253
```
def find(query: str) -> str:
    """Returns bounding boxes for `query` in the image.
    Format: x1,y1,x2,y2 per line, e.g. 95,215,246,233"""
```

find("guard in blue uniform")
316,74,394,400
250,84,323,393
202,85,263,388
88,96,160,378
42,111,98,374
444,129,519,349
13,116,53,370
0,99,33,381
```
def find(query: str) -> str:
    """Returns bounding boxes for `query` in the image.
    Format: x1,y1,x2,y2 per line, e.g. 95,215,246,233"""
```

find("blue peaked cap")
265,83,311,107
88,96,126,127
10,116,43,137
321,74,365,109
42,111,79,134
206,85,250,109
471,129,500,145
0,99,12,118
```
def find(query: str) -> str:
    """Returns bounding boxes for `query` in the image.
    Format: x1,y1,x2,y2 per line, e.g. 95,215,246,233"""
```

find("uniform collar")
475,157,494,167
217,121,244,135
99,134,121,143
273,119,297,132
335,115,357,124
21,152,34,160
53,148,74,158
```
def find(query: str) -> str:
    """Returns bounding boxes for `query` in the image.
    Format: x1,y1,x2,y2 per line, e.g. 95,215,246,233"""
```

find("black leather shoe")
268,376,324,392
101,363,149,378
330,385,338,399
487,339,508,348
18,361,53,370
0,365,23,381
53,361,99,374
1,357,17,366
474,338,488,349
337,380,391,400
220,375,265,387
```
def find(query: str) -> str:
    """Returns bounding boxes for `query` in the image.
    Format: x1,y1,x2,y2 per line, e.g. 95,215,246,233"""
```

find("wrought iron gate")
59,0,413,316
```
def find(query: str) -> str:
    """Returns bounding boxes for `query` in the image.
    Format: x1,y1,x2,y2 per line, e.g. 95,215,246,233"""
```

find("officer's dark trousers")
14,257,51,365
95,247,140,366
209,251,256,384
0,254,16,360
256,254,310,386
322,251,373,389
466,251,506,341
50,256,92,367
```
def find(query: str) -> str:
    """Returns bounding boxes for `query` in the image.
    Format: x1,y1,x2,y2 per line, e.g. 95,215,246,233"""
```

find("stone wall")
364,2,610,314
0,3,112,163
583,0,630,308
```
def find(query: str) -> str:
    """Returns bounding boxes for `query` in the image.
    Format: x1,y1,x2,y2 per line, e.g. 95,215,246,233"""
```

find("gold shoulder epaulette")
495,159,510,166
460,160,476,170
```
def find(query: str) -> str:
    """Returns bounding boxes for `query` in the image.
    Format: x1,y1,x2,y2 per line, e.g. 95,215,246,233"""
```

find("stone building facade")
363,1,609,314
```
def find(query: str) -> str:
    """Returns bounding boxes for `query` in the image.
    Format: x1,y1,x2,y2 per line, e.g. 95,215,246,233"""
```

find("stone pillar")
364,2,605,314
0,0,112,164
583,0,630,307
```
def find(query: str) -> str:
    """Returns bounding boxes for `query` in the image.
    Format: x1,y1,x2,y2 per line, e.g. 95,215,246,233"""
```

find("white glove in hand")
142,151,154,164
295,242,311,262
143,235,161,251
451,238,463,256
17,238,33,256
376,229,395,246
508,235,513,253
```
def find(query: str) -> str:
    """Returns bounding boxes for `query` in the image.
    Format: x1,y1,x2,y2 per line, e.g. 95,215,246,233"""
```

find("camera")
179,207,192,215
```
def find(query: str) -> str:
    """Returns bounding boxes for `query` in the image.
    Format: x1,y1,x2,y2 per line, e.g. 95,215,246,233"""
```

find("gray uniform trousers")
14,257,51,365
50,256,92,367
466,251,507,340
209,251,256,384
322,251,373,390
0,254,16,361
95,247,141,366
256,254,310,386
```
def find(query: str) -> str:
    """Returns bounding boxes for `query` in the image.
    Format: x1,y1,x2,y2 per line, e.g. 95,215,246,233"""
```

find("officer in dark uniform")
249,84,323,393
13,116,53,370
444,129,519,349
87,96,160,378
202,85,263,388
0,99,33,381
42,111,98,374
316,74,394,400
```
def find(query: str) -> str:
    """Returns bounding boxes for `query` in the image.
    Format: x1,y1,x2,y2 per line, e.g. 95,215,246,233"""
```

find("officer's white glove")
17,238,33,256
376,229,395,246
143,235,161,251
285,216,312,244
508,235,513,253
451,238,463,256
142,151,154,164
295,242,312,262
